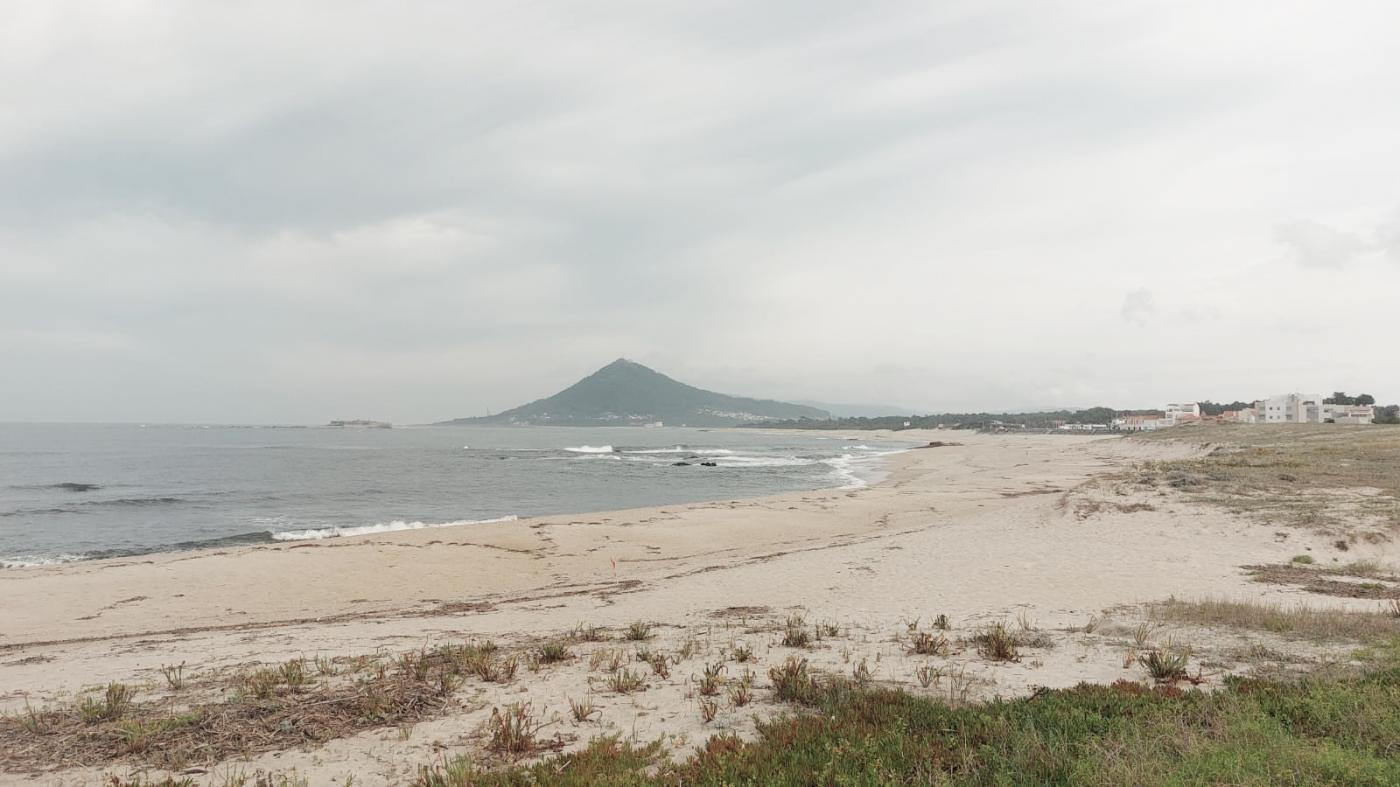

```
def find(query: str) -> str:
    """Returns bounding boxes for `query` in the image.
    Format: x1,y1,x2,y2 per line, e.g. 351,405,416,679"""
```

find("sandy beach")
4,429,1397,785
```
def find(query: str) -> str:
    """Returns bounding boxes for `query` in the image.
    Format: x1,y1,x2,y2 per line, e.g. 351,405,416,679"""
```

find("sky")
3,1,1399,424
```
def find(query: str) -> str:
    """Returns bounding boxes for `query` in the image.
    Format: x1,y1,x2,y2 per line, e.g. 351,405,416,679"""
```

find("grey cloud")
1379,211,1400,264
3,1,1400,422
1121,289,1155,325
1275,219,1366,269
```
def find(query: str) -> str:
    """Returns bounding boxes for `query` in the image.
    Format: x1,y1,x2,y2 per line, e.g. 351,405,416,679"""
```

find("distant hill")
792,400,921,418
438,359,830,427
757,407,1121,431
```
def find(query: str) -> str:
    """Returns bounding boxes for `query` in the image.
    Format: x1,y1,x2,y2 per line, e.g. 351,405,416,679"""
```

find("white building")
1114,414,1172,431
1164,402,1201,421
1322,404,1375,425
1256,394,1325,423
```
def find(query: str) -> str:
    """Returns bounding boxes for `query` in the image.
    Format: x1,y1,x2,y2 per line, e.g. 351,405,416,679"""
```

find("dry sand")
3,430,1396,785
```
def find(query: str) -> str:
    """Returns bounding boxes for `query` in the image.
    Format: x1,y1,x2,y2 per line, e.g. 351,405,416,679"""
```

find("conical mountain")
440,359,829,427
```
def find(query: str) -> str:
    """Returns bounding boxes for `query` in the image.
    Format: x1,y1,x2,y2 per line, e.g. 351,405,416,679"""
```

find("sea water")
0,423,912,567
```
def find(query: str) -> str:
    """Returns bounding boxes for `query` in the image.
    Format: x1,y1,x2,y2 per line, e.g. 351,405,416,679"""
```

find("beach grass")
1152,596,1400,642
0,641,485,772
1132,424,1400,535
413,637,1400,786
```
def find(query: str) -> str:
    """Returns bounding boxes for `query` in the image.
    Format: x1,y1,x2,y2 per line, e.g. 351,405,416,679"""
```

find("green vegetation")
1197,400,1255,416
413,639,1400,786
1325,392,1377,406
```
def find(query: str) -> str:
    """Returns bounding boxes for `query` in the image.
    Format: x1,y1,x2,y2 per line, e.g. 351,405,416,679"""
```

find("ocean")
0,423,911,568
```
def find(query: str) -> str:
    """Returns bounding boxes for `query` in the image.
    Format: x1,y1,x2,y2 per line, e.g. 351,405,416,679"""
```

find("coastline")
0,427,918,571
4,429,1392,784
0,428,925,647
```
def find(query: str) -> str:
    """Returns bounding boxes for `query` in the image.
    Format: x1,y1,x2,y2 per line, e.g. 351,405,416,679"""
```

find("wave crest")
1,553,85,569
270,515,519,541
564,445,614,454
624,447,735,455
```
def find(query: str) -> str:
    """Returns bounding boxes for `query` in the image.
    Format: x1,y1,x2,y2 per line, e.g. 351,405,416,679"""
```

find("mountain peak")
440,360,828,427
600,357,646,372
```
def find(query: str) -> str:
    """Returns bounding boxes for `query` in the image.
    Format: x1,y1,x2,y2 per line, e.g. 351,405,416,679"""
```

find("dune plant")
607,668,646,694
80,683,134,723
160,663,186,691
697,662,725,697
974,623,1020,662
782,615,811,648
728,680,752,707
568,696,599,723
1139,643,1192,683
915,664,941,689
535,641,571,665
909,631,949,656
487,703,543,755
769,657,817,702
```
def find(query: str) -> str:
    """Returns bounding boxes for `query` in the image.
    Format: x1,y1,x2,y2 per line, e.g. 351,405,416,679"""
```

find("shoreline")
5,429,1393,784
0,428,920,572
0,430,932,649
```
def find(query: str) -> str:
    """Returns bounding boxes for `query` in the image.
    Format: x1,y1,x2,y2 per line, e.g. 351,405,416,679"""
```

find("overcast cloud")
3,1,1399,423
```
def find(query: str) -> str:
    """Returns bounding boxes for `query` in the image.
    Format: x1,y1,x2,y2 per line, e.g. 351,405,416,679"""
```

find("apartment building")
1256,393,1325,423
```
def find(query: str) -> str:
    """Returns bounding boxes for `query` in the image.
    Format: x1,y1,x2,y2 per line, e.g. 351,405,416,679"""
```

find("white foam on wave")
823,454,864,489
1,553,85,569
625,447,736,455
823,449,908,490
564,445,615,454
270,515,519,541
711,455,817,468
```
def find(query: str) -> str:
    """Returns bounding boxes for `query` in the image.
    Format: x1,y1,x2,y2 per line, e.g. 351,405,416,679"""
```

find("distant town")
1105,393,1383,432
764,391,1399,432
326,419,393,429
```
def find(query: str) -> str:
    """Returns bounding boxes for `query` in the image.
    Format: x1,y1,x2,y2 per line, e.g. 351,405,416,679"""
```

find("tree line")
758,397,1400,430
1323,392,1376,406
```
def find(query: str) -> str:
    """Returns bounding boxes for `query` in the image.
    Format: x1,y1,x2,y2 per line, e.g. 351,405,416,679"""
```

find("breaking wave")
710,455,818,468
823,449,908,489
1,553,85,569
623,447,735,456
270,515,519,541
